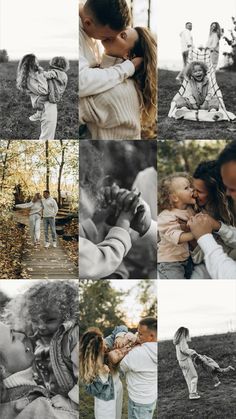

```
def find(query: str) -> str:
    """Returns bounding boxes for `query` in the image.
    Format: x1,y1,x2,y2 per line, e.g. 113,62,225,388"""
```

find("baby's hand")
115,191,140,231
130,199,151,236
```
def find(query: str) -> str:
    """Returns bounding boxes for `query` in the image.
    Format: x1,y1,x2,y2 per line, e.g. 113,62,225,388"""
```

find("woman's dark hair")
16,54,39,92
130,27,157,137
209,22,221,39
193,160,235,225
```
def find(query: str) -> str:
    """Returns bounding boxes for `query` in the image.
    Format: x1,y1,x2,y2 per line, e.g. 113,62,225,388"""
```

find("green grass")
0,60,78,139
158,69,236,140
158,332,236,418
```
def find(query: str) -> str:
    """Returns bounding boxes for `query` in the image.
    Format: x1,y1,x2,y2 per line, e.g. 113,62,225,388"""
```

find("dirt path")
15,213,78,279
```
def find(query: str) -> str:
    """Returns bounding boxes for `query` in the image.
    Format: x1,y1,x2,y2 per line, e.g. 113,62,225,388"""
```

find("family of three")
158,140,236,279
80,317,157,419
15,190,58,248
0,281,78,419
79,0,157,140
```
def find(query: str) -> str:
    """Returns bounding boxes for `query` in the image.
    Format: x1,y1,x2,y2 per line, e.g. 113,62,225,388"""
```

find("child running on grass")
158,172,196,279
193,353,235,387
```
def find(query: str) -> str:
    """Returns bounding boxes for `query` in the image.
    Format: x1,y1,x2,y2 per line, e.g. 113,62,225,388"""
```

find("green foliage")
79,280,126,335
157,139,229,178
137,280,157,317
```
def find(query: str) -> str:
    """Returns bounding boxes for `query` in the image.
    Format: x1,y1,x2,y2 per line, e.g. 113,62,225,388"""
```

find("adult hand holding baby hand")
130,198,151,236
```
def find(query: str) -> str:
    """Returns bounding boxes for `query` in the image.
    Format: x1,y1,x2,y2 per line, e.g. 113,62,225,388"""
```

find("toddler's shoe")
212,111,223,121
189,393,200,400
214,381,221,387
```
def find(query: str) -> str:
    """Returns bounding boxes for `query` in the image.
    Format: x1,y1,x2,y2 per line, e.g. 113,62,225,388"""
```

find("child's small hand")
115,191,140,231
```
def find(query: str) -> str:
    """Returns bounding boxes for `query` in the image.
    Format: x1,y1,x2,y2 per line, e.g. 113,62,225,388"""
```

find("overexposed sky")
111,280,157,327
0,0,78,59
158,0,236,67
158,281,236,340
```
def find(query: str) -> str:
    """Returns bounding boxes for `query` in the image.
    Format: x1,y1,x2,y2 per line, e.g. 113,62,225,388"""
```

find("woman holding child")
16,54,69,140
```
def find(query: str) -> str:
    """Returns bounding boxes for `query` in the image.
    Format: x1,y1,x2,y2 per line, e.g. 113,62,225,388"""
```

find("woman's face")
0,323,34,375
102,28,139,59
193,178,209,206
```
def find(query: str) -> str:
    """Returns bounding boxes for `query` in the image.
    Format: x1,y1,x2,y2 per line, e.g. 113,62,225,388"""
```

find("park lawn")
158,332,236,419
158,69,236,140
0,60,78,139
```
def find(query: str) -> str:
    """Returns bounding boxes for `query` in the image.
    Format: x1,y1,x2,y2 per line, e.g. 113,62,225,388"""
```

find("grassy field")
0,60,78,139
158,333,236,418
158,69,236,140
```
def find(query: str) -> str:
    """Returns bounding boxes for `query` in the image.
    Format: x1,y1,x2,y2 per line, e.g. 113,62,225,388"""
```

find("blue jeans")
128,398,156,419
44,217,56,242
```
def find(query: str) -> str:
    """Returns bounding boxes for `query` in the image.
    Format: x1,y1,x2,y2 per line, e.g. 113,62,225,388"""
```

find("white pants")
39,102,57,140
94,374,123,419
179,358,198,395
29,213,41,243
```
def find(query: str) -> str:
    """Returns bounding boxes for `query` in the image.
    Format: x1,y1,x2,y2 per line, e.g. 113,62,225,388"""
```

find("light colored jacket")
15,201,43,216
175,337,196,362
42,197,58,218
44,69,68,103
27,70,48,107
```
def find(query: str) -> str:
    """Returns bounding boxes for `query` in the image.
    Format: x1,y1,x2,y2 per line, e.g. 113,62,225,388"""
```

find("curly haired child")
175,61,222,119
158,172,196,279
193,353,235,387
3,281,79,410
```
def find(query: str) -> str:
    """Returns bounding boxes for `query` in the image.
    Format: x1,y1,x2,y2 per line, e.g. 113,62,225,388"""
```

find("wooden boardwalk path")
15,214,78,280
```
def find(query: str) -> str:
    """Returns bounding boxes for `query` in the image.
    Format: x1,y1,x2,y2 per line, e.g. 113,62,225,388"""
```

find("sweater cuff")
197,233,218,255
106,227,132,255
120,60,135,77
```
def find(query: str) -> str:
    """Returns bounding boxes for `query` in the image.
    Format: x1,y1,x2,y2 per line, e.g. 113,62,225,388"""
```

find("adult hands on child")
188,213,214,240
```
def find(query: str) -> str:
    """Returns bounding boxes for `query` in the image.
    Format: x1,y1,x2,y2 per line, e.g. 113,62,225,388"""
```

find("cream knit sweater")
79,55,141,140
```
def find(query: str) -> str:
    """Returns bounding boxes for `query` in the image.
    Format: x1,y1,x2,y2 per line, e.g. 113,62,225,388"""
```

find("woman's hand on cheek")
131,57,143,71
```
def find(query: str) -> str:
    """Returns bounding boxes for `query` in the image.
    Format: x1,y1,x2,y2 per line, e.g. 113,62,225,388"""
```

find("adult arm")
15,202,33,209
53,199,59,216
27,72,49,95
79,227,131,279
217,222,236,248
197,233,236,279
79,54,135,98
179,339,196,357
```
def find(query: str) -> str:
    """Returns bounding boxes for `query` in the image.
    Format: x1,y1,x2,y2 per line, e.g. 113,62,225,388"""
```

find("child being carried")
30,56,69,122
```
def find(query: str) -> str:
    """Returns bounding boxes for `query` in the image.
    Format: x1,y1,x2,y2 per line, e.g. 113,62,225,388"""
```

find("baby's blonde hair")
158,172,192,211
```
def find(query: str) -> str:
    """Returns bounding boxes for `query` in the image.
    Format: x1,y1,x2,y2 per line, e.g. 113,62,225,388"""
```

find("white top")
180,29,193,52
79,17,135,98
119,342,157,404
198,230,236,279
15,200,43,215
175,338,196,362
42,197,58,217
